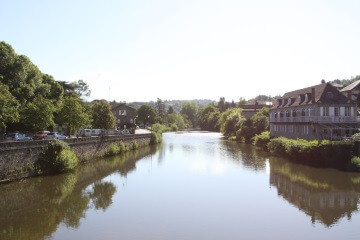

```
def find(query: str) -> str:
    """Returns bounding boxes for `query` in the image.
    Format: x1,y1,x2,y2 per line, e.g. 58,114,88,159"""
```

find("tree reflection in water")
0,145,158,240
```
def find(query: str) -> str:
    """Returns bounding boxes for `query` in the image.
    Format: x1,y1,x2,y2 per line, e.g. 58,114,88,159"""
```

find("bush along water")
132,140,139,150
150,132,162,145
252,131,270,148
266,137,353,168
37,140,79,174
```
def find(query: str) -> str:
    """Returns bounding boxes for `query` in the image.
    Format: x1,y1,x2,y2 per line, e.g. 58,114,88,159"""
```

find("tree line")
0,41,116,135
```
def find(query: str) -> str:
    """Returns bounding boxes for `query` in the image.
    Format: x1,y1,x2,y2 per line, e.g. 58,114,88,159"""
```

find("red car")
32,131,50,140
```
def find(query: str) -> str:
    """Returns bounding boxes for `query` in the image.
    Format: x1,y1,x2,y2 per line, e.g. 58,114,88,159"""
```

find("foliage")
352,132,360,141
150,132,162,145
91,100,116,129
137,104,157,126
90,181,116,211
171,123,179,132
351,156,360,169
156,98,166,118
104,143,120,157
219,108,244,137
151,123,170,133
132,140,139,150
59,79,90,99
236,107,269,142
57,97,90,136
198,104,220,131
118,141,127,153
167,106,174,114
252,131,271,147
38,140,79,173
22,96,56,131
180,102,198,127
267,137,353,165
166,113,190,130
0,83,19,128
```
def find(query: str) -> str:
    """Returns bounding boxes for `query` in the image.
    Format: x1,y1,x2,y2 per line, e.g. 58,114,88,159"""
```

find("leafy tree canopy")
91,100,116,129
22,96,56,131
0,83,19,128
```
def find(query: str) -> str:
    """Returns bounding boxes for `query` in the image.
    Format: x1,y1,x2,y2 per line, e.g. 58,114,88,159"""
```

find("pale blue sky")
1,0,360,102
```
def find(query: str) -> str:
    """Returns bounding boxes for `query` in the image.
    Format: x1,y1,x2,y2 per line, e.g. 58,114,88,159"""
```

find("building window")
280,111,284,118
117,119,120,123
301,109,306,116
119,110,126,116
292,110,297,117
286,111,290,117
130,118,133,123
274,113,278,118
323,107,329,116
334,107,339,117
345,107,351,116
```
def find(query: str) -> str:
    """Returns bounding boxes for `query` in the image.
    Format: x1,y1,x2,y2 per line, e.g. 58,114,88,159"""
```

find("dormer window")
298,94,305,104
305,94,309,102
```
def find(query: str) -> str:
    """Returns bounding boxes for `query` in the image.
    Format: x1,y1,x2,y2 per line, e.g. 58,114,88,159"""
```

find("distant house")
111,103,137,129
270,83,359,140
241,101,273,119
340,79,360,101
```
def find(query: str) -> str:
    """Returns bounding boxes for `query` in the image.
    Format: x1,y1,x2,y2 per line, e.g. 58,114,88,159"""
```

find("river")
1,132,360,240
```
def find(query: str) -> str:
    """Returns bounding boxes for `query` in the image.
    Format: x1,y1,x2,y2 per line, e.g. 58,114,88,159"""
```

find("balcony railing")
270,116,360,123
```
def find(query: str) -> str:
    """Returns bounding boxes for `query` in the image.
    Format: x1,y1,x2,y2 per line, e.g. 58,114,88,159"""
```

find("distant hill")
111,99,215,112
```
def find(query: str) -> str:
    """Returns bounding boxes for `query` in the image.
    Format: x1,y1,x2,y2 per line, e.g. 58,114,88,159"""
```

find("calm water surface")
1,132,360,240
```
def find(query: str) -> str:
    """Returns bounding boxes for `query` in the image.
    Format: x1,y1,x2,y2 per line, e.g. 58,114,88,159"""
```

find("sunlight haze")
1,0,359,102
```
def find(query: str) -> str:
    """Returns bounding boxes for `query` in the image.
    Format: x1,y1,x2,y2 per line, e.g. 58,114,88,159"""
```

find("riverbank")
0,134,154,183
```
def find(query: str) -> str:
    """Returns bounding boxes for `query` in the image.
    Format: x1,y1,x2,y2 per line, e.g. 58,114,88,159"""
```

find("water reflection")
269,157,360,227
0,146,158,240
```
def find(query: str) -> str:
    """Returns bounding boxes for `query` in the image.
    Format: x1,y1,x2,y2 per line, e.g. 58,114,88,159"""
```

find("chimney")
347,91,352,100
311,88,315,102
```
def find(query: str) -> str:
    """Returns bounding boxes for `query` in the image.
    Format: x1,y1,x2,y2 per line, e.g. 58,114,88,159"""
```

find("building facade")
241,101,273,119
269,83,359,140
111,103,137,130
340,79,360,101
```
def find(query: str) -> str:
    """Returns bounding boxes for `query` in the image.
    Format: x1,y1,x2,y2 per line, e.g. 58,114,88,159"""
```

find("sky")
1,0,360,102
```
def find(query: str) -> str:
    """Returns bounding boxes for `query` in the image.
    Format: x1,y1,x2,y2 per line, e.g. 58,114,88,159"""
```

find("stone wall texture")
0,134,151,182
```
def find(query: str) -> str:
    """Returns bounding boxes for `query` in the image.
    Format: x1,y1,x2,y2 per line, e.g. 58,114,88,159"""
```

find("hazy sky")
1,0,359,102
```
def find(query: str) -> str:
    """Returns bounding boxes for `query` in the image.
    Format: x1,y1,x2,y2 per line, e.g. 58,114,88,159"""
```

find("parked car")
77,129,92,137
3,133,32,141
121,129,131,135
46,132,67,140
91,129,102,136
33,131,50,140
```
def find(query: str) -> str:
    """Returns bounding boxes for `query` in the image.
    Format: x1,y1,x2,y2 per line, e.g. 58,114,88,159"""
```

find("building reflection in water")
269,157,360,227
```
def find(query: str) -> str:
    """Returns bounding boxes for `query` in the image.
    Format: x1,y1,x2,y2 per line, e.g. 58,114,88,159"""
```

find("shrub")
118,141,127,153
171,123,179,132
252,131,270,147
132,140,139,150
151,123,168,133
267,137,353,166
150,132,162,145
352,132,360,141
104,143,120,157
351,156,360,169
38,140,79,173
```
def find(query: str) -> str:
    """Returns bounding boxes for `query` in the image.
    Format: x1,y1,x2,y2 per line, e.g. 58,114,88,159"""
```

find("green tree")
167,106,174,114
180,102,198,127
22,96,56,131
166,113,190,130
198,104,220,131
59,79,91,99
137,104,157,126
0,83,19,129
57,97,90,136
219,108,244,137
156,98,166,118
91,100,116,129
238,97,247,107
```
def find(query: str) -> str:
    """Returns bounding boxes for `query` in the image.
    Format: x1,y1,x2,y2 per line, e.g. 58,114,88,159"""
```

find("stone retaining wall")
0,134,151,182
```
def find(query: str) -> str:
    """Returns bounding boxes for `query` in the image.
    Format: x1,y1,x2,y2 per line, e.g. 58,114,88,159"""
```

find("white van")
91,129,102,136
77,129,91,137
